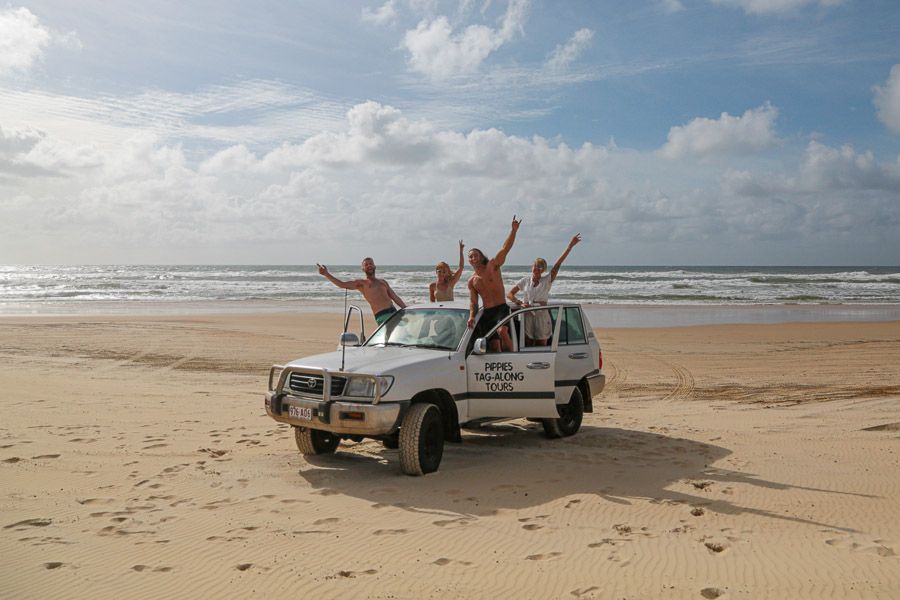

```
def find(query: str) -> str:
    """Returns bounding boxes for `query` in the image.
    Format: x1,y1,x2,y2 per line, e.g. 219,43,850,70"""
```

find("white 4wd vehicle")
264,302,605,475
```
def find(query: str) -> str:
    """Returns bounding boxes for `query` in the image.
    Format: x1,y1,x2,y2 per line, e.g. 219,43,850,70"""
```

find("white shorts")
525,310,552,340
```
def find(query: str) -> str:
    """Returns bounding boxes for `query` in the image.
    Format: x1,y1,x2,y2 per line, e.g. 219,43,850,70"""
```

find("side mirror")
472,337,487,355
339,332,360,346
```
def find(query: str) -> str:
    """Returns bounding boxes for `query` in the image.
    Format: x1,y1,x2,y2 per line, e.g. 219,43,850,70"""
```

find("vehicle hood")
285,346,457,375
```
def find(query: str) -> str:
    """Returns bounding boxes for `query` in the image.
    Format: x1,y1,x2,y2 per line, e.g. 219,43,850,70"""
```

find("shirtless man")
317,258,406,325
467,216,521,352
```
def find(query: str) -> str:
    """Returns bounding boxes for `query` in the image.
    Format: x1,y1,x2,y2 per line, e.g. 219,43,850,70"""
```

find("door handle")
568,352,589,359
526,362,551,369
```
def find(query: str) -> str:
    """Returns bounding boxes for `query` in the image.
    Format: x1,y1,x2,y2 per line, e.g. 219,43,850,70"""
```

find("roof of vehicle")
402,301,584,311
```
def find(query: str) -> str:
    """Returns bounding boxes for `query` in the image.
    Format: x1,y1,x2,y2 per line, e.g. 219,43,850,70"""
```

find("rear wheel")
294,426,340,455
399,403,444,475
542,387,584,439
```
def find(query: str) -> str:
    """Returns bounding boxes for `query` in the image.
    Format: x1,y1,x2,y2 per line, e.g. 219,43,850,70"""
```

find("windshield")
365,308,469,351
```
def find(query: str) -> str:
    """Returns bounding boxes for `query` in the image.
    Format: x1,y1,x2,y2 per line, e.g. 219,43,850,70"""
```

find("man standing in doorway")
317,258,406,325
467,215,521,352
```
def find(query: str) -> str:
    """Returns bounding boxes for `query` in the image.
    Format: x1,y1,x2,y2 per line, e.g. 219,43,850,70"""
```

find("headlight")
269,365,286,391
344,375,394,398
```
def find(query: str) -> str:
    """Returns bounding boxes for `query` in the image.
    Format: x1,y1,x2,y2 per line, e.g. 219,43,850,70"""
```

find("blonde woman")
507,233,581,345
430,240,465,302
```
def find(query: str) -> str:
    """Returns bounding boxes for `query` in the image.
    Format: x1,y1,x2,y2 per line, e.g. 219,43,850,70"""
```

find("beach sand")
1,313,898,599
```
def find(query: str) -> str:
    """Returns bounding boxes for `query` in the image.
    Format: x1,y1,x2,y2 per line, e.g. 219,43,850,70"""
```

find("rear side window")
559,307,587,345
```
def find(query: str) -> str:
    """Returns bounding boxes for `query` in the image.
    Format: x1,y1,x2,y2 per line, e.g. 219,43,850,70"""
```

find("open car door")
465,306,560,419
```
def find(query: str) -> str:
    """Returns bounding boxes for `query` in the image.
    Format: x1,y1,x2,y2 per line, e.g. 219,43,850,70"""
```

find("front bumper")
586,372,606,400
265,391,406,436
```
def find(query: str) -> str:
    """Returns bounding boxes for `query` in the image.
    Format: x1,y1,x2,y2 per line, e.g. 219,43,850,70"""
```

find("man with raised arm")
317,258,406,325
467,215,521,352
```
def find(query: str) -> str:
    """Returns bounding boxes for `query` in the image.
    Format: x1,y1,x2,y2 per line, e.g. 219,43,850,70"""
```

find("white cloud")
403,0,529,79
874,64,900,135
0,7,81,77
362,1,399,25
0,124,100,178
0,80,350,150
546,28,594,71
0,7,51,75
660,104,779,159
720,141,900,197
710,0,846,16
2,102,898,264
797,141,898,191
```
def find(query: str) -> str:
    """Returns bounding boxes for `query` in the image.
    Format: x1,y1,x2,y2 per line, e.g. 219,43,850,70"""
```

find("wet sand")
1,313,898,598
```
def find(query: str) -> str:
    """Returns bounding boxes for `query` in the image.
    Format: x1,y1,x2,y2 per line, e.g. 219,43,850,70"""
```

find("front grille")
288,373,346,397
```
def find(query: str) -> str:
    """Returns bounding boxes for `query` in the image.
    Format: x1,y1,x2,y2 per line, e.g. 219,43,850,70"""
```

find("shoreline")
2,299,900,328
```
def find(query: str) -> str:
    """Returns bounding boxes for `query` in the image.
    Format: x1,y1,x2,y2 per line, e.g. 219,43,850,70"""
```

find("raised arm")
317,263,357,290
550,233,581,282
450,240,465,285
493,215,521,268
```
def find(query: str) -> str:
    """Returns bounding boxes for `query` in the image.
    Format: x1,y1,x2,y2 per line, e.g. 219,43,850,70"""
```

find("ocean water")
2,264,899,315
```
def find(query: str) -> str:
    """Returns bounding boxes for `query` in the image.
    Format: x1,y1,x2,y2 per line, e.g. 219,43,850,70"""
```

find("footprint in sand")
5,518,52,530
32,454,61,459
77,498,115,506
432,517,474,527
570,586,600,597
526,552,563,561
328,569,378,579
2,457,22,463
433,557,473,567
700,588,725,599
373,528,409,535
132,565,173,572
522,524,543,531
588,538,630,548
236,563,253,571
43,562,64,569
704,540,729,554
313,517,340,525
825,536,896,557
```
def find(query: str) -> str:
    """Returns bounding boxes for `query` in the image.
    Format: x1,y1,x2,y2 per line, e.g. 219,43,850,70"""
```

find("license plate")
288,405,313,420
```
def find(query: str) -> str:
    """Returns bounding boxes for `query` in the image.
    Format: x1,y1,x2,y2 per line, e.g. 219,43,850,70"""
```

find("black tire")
399,403,444,476
542,387,584,439
294,426,340,455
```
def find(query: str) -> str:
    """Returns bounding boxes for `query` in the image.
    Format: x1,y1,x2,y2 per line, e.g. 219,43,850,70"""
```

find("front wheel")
294,426,340,455
399,403,444,476
542,387,584,439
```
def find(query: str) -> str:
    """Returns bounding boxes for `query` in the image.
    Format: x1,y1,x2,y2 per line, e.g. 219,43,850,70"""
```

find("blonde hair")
435,261,450,272
533,258,547,270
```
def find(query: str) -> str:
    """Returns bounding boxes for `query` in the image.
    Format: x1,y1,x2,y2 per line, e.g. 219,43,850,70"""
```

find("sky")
1,0,899,266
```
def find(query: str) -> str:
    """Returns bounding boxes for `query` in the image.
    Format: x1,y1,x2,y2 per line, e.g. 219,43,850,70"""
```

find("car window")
558,307,587,345
365,308,468,350
477,307,558,353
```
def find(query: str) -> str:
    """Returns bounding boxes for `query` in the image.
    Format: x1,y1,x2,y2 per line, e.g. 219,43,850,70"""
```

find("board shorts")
374,306,398,325
473,303,511,340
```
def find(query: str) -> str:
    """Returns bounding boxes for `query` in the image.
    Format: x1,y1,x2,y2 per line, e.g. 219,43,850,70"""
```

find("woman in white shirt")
507,234,581,345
